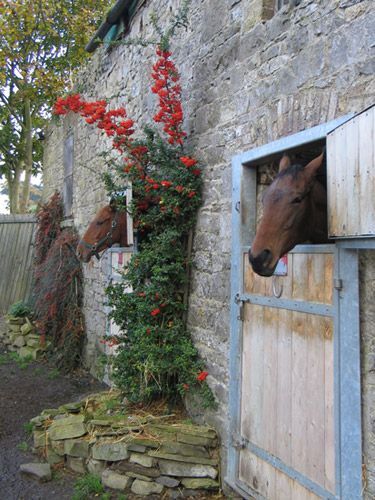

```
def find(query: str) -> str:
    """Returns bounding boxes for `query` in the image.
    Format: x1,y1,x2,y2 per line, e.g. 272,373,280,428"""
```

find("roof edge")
85,0,134,53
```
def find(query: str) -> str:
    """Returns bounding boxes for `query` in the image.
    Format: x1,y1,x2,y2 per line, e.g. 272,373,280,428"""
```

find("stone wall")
29,391,220,497
43,0,375,496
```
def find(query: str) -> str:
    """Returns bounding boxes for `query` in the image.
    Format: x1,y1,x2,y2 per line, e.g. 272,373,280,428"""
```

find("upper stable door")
228,114,365,500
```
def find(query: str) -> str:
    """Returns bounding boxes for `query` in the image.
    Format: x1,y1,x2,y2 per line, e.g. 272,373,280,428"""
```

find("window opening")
252,138,328,245
63,133,74,217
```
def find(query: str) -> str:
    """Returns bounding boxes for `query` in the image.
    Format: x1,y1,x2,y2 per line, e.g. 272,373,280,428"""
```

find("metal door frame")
227,116,364,499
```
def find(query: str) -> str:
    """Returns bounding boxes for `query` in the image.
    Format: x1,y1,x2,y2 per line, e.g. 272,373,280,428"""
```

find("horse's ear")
279,155,291,172
109,197,117,211
304,152,324,179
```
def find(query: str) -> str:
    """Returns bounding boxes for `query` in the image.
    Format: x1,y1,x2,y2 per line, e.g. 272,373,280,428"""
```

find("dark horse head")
248,152,327,277
76,200,128,262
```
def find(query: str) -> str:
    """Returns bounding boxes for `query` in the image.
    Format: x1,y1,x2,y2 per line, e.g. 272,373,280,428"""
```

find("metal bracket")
231,433,247,450
334,278,343,290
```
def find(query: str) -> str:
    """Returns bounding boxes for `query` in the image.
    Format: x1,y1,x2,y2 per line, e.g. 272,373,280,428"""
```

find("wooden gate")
238,246,335,499
0,214,36,314
227,117,363,499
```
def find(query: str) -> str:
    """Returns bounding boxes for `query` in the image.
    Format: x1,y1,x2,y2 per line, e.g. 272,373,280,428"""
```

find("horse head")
248,152,327,277
76,200,128,262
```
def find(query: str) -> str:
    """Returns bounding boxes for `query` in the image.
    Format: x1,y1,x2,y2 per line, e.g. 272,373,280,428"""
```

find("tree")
0,0,109,212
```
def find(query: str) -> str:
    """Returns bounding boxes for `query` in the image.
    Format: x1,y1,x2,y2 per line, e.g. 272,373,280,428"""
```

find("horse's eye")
291,196,303,204
96,220,104,226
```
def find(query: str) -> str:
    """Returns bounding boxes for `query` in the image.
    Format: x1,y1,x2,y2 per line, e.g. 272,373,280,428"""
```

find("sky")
0,175,42,214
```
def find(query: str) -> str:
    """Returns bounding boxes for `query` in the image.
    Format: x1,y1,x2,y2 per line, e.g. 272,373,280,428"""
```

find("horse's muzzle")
248,248,275,277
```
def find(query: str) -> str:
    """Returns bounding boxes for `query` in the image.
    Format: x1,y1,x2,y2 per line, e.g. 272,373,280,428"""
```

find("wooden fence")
0,214,36,314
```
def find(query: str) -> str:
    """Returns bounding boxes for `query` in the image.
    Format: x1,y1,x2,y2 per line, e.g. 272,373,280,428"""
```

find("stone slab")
66,456,86,474
129,452,155,468
131,479,163,496
102,469,131,490
46,446,64,466
33,430,48,448
92,441,129,461
156,475,180,487
159,441,210,458
181,477,220,490
149,450,218,465
64,438,89,458
177,432,217,447
20,463,52,482
13,335,26,347
19,346,39,360
158,459,218,479
87,458,107,475
48,415,87,441
21,322,34,335
113,460,160,478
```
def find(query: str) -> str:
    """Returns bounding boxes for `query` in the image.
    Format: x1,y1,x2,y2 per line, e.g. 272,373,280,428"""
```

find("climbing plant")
54,9,215,407
31,192,84,371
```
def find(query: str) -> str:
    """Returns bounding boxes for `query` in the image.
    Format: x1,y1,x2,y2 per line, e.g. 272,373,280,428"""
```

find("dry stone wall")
30,391,220,497
42,0,375,495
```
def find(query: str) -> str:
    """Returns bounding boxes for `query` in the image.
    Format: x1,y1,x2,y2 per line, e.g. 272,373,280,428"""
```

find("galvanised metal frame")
227,115,364,500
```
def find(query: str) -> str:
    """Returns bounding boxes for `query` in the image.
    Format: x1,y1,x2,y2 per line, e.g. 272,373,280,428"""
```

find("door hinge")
231,433,246,449
334,278,343,291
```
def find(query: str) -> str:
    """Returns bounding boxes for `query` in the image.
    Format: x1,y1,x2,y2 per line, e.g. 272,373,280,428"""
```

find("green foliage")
106,132,215,408
23,422,34,435
72,474,105,500
0,0,109,212
47,367,60,380
54,5,216,409
9,352,34,369
8,301,33,318
17,441,28,452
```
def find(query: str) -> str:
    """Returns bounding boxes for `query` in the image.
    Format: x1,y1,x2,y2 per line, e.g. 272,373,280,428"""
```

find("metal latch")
334,278,343,291
238,304,244,322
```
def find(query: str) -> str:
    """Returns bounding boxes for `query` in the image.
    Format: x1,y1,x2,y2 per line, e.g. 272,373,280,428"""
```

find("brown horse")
76,201,128,262
248,152,327,277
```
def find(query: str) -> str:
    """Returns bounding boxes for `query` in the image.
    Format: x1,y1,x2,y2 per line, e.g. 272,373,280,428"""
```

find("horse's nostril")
262,249,273,264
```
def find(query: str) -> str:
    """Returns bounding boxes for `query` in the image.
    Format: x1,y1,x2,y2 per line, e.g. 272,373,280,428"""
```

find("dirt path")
0,334,106,500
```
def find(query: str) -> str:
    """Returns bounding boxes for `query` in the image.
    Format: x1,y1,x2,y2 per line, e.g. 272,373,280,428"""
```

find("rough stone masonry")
42,0,375,497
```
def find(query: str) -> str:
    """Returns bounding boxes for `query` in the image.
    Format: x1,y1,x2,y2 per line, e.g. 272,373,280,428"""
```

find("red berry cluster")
54,95,134,154
151,47,186,145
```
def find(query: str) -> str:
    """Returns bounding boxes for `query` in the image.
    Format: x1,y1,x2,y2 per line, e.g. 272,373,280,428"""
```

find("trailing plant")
54,9,215,408
31,193,84,371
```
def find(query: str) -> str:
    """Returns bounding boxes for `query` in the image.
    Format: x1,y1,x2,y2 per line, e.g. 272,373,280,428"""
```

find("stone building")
43,0,375,497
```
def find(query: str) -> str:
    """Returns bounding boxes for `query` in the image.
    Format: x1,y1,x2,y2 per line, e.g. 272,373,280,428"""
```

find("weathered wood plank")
291,312,308,476
328,105,375,237
276,309,292,466
262,306,278,455
241,304,264,447
306,314,325,487
0,217,36,313
324,317,335,493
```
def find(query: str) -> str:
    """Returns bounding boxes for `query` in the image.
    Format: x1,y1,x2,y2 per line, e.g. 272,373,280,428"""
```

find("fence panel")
0,215,36,314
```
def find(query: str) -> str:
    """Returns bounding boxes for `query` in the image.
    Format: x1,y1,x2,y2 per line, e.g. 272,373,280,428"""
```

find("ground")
0,326,228,500
0,337,106,499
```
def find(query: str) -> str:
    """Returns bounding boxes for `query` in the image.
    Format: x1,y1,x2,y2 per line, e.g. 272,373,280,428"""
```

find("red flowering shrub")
54,43,215,407
31,193,84,371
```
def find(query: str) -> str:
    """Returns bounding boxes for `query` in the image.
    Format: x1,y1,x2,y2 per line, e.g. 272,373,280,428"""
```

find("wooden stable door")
238,247,335,499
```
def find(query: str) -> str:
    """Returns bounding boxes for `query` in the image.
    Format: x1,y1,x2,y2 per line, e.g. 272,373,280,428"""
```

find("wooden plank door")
237,246,336,499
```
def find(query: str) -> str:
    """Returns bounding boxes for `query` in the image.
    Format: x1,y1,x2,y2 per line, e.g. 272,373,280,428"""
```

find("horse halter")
79,211,120,260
